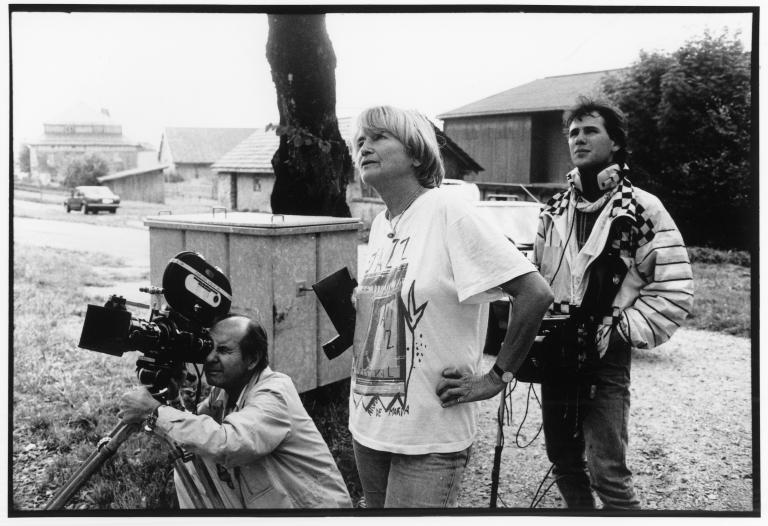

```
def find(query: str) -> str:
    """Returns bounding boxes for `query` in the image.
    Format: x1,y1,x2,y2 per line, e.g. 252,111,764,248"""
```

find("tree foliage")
266,14,352,217
62,153,110,188
602,31,752,250
16,144,31,174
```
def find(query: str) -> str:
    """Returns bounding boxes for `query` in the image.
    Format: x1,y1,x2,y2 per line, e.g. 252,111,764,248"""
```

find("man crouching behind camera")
118,314,352,509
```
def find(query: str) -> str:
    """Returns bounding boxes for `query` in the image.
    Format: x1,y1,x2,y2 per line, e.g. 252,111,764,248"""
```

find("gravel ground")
457,328,754,512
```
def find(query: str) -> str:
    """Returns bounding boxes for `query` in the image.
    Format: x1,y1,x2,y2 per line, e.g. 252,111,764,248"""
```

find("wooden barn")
437,69,625,199
97,164,167,203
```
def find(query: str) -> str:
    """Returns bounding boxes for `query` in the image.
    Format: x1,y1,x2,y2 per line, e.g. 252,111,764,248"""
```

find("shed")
97,164,167,203
158,127,257,199
438,68,626,196
212,117,484,227
212,119,357,213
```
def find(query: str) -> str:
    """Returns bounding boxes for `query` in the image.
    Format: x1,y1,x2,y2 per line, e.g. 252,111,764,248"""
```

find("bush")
603,30,752,250
687,246,750,267
62,153,110,188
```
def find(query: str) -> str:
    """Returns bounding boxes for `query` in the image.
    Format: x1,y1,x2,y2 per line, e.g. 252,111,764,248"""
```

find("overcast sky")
10,8,753,148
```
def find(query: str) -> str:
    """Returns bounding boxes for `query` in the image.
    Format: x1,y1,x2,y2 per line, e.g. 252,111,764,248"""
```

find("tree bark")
266,14,352,217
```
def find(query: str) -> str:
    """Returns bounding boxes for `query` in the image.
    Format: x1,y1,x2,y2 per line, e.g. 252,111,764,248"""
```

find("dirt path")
458,328,754,511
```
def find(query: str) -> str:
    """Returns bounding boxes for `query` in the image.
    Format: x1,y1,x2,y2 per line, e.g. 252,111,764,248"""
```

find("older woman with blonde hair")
350,105,553,508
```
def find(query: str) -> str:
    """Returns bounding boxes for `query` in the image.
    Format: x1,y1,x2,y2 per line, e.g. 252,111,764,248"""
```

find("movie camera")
44,251,232,510
77,251,231,398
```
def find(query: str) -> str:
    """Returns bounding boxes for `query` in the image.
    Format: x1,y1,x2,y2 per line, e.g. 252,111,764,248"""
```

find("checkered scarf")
543,164,656,259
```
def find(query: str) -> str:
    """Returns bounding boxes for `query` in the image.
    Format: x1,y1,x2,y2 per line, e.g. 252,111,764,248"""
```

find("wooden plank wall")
443,115,532,184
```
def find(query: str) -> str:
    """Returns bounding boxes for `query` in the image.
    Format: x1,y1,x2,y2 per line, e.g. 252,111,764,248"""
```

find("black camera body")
78,251,232,395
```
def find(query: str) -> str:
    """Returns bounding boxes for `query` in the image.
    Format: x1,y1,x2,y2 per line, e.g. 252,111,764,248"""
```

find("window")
253,176,261,192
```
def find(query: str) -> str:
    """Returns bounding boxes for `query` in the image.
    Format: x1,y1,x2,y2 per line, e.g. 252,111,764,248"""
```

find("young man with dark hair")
533,96,693,509
119,315,351,509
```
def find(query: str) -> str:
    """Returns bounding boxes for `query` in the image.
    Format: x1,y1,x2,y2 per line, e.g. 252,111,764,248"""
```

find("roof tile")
438,69,627,119
163,127,258,164
212,118,355,173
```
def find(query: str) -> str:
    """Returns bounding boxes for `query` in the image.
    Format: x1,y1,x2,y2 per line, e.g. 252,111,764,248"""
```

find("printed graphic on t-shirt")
352,236,427,416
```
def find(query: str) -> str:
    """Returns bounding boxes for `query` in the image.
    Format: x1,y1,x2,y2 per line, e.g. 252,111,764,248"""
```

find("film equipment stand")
43,416,222,510
489,384,508,508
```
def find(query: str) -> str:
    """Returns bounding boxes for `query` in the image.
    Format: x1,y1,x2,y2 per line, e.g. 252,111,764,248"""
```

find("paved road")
13,216,150,268
13,204,368,279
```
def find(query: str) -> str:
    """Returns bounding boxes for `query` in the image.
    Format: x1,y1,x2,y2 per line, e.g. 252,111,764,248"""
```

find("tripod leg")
44,422,140,510
160,438,226,509
172,457,210,508
44,419,228,510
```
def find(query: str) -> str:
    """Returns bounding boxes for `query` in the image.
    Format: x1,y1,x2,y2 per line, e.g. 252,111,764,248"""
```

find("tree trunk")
266,14,352,217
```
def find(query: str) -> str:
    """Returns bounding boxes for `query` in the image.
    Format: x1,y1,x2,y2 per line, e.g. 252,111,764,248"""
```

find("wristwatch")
143,405,160,433
491,363,515,383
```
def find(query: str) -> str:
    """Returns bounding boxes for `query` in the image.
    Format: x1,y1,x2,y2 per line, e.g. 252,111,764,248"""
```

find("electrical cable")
514,383,543,449
531,467,567,508
529,463,554,507
193,363,203,413
492,378,551,507
547,206,576,287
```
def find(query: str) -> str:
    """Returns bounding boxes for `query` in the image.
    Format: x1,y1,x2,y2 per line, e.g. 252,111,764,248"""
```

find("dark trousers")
541,340,641,510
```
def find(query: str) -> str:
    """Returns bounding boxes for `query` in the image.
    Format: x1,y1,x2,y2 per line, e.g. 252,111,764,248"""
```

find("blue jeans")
352,440,471,508
541,340,641,510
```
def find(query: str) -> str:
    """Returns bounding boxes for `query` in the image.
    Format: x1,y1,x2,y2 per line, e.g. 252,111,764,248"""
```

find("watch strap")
492,363,514,383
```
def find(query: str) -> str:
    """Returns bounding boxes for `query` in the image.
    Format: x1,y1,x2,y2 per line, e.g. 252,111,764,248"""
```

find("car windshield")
80,186,114,197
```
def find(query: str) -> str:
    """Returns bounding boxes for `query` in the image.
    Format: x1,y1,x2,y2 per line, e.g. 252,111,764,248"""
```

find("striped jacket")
533,176,694,355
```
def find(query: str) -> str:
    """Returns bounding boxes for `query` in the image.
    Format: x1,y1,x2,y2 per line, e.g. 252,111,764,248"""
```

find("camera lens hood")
162,251,232,327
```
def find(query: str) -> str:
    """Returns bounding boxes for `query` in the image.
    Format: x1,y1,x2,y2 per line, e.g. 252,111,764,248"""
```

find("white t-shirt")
349,187,537,454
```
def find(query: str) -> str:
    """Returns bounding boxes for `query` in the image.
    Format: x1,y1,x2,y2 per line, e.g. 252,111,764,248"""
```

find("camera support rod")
490,384,508,508
43,420,213,510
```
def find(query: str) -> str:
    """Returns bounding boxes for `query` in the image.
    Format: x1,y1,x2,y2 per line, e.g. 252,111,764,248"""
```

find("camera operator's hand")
436,367,505,408
118,388,162,425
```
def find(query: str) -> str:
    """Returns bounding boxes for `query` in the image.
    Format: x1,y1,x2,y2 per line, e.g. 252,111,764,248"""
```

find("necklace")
387,187,426,239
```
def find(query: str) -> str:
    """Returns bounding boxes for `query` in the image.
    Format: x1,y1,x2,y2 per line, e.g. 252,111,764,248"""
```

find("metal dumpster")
144,211,362,393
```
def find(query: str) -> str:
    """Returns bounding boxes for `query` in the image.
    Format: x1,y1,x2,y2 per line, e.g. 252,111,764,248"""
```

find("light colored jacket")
155,367,352,509
534,177,694,354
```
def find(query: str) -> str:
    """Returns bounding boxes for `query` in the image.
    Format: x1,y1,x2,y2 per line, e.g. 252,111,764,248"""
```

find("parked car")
64,186,121,214
474,198,544,355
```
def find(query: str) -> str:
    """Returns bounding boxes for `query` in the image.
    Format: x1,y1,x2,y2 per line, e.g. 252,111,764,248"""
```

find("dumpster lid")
144,211,362,234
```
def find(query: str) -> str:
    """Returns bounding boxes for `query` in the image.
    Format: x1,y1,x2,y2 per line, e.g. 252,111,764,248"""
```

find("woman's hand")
436,367,505,408
118,387,162,425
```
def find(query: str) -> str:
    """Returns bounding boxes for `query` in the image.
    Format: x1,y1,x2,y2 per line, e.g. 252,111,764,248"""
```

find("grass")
11,244,361,510
11,238,751,510
12,246,182,510
686,261,751,337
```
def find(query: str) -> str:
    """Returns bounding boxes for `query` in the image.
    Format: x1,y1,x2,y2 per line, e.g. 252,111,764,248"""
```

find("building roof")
162,127,257,164
212,118,355,173
97,164,169,182
213,117,483,174
45,102,118,125
27,135,141,147
437,69,627,119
